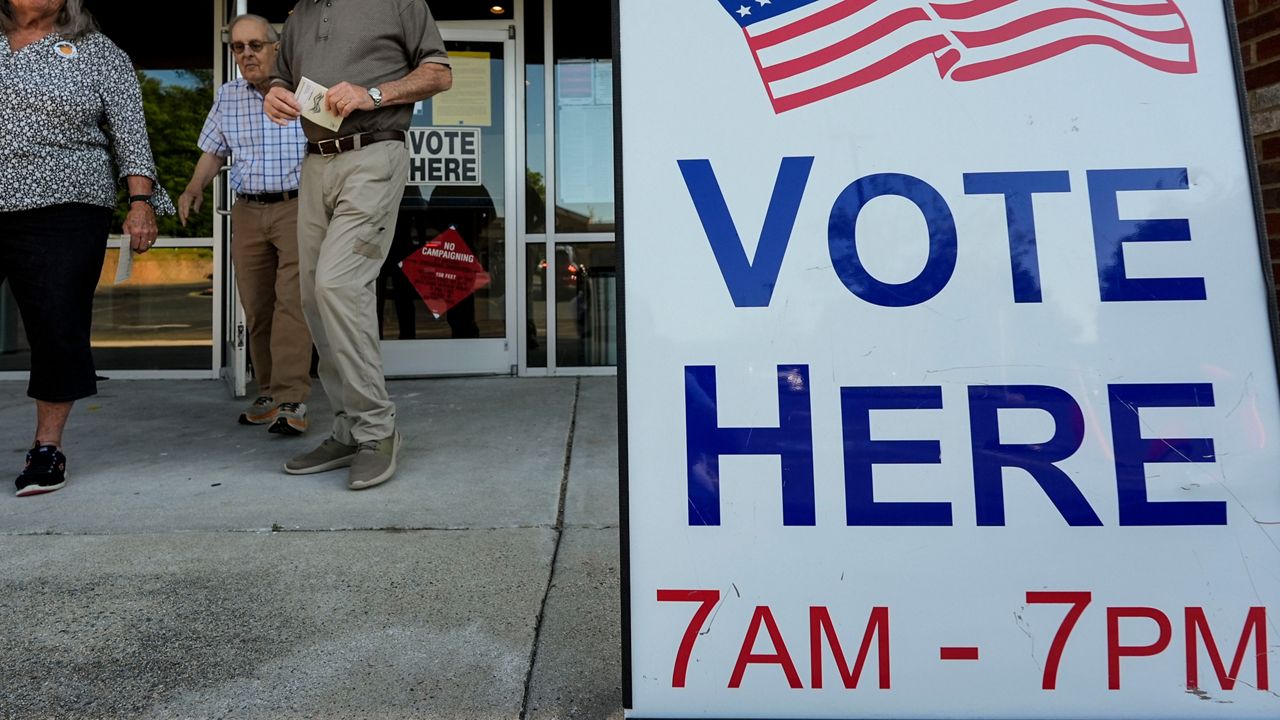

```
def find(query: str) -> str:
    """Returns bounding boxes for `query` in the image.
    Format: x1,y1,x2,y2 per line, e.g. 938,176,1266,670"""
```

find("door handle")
214,164,233,217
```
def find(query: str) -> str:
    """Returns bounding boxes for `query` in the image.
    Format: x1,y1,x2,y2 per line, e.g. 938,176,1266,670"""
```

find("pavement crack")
519,377,580,720
0,524,573,537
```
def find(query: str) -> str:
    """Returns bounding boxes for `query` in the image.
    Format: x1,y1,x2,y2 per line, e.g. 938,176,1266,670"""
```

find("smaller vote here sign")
407,127,481,186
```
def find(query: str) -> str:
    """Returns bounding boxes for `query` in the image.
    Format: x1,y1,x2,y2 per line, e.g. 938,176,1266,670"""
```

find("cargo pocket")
352,225,389,259
376,141,399,183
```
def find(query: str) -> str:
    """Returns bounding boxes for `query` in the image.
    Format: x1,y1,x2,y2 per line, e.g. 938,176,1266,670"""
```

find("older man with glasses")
179,13,313,436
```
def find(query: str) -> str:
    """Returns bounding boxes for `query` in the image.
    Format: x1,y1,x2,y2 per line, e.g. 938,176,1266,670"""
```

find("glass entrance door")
216,19,518,381
0,0,222,382
380,27,518,376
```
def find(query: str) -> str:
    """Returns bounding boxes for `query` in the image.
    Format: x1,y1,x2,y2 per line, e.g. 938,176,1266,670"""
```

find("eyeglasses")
230,41,270,55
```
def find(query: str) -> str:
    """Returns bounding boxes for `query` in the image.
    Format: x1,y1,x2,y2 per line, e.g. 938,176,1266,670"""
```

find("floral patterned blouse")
0,31,174,214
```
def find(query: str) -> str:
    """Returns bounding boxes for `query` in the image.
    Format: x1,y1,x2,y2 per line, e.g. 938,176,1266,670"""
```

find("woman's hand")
124,202,159,253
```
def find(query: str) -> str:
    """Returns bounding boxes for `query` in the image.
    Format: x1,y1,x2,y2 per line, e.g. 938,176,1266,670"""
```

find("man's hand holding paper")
323,81,377,118
295,76,344,131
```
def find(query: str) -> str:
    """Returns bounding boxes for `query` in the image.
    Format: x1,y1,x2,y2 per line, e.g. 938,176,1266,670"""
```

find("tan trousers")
297,140,410,444
230,197,313,404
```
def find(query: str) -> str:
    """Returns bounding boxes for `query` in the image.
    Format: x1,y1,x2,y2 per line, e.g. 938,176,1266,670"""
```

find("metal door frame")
381,23,521,377
218,0,249,397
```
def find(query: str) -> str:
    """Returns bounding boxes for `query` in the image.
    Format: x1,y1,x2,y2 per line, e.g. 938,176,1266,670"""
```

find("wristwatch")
368,87,383,109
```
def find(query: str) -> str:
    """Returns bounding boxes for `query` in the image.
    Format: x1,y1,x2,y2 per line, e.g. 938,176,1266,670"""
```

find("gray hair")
227,13,278,43
0,0,98,40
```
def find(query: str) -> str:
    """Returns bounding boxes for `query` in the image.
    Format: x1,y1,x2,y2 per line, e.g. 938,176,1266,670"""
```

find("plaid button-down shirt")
198,79,305,195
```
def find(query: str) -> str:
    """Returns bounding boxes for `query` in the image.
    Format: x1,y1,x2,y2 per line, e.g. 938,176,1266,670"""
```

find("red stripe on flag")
930,0,1020,22
934,47,962,76
932,0,1184,22
772,34,951,112
751,0,879,50
952,7,1191,49
949,33,1197,81
1161,0,1195,68
1084,0,1185,18
759,8,934,82
744,26,782,108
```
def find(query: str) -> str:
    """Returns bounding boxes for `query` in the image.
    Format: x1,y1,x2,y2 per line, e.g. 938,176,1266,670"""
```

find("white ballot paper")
296,76,343,132
113,235,133,284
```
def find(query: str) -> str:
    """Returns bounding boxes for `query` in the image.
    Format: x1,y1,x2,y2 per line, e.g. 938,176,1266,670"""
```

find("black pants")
0,203,111,402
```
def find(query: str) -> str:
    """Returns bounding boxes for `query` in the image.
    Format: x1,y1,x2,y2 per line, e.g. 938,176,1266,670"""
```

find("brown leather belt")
238,189,299,204
307,130,406,157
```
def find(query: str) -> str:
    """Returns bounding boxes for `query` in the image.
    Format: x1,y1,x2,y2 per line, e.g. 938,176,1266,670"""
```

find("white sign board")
407,127,481,186
619,1,1280,718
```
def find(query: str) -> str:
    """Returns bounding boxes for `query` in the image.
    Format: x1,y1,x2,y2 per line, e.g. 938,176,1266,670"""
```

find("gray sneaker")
347,431,401,490
284,436,358,475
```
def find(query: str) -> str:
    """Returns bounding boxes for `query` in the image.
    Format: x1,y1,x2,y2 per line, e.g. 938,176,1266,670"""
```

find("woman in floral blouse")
0,0,175,496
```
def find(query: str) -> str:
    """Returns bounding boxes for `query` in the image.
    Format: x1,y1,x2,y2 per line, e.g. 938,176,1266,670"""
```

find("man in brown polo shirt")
264,0,452,490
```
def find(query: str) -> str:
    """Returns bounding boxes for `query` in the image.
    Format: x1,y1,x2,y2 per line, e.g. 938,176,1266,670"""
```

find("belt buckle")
317,138,341,157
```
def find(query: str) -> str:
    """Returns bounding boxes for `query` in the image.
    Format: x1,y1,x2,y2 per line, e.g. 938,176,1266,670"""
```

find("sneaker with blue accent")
15,444,67,497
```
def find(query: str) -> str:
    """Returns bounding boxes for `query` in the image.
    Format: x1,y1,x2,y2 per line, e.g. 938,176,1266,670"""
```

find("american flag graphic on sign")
719,0,1197,113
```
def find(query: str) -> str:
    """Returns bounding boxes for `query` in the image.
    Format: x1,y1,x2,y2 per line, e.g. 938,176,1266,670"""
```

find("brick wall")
1238,0,1280,293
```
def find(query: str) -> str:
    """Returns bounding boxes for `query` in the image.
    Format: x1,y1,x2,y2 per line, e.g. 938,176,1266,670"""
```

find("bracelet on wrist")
128,194,153,205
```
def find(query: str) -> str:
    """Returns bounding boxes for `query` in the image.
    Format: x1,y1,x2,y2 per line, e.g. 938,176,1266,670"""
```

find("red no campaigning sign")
398,227,490,318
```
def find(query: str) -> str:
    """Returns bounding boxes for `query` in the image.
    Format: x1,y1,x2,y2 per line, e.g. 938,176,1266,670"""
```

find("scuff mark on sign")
1012,608,1043,674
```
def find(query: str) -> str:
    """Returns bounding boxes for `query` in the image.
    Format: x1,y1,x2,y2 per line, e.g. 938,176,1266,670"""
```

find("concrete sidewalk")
0,376,623,720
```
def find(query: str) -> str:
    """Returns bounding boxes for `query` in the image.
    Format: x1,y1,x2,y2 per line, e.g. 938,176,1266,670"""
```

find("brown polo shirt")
270,0,450,142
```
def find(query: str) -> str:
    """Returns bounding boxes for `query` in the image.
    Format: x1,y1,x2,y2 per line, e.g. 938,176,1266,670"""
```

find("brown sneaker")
268,402,308,436
239,396,276,425
347,431,401,490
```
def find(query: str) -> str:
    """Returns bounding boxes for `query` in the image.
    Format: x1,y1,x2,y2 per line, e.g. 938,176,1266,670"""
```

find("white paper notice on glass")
296,76,343,132
113,235,133,284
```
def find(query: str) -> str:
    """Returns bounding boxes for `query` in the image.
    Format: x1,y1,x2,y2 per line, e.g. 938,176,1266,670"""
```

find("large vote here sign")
617,1,1280,718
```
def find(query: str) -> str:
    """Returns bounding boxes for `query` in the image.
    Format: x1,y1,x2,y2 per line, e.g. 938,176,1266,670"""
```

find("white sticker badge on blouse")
52,41,78,59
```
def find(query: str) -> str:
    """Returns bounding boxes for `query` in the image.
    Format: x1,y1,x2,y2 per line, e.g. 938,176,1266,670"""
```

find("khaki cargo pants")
297,140,410,445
